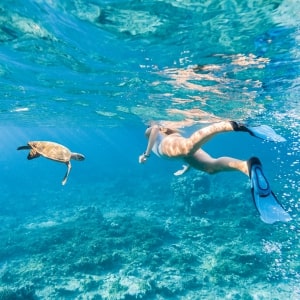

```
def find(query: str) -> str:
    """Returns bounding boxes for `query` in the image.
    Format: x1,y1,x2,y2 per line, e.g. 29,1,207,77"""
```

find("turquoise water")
1,0,300,298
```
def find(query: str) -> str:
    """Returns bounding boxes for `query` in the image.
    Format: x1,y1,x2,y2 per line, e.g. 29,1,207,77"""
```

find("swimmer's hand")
139,153,149,164
174,164,190,176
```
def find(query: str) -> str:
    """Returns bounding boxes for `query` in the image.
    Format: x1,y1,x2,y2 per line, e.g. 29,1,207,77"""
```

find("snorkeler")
139,121,291,224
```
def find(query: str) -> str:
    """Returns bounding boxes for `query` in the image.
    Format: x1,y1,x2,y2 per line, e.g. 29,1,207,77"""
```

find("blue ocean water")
0,0,300,299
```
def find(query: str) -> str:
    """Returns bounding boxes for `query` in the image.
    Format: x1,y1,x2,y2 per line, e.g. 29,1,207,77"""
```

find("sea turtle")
17,141,85,185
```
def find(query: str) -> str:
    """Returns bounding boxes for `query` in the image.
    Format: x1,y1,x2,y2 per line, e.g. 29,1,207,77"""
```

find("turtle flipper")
62,161,71,185
27,149,40,160
17,145,31,150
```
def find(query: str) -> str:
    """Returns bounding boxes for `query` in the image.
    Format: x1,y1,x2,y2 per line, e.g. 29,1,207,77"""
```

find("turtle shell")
28,141,71,162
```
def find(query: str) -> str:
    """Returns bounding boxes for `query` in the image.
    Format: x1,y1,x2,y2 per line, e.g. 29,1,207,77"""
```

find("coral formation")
0,171,297,299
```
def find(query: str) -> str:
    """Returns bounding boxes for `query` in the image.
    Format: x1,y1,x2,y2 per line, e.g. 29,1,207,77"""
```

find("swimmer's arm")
139,125,160,163
174,164,190,176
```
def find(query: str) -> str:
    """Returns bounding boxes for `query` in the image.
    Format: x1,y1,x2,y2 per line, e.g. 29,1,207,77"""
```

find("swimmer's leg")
160,121,236,157
187,120,286,155
160,120,285,158
188,121,236,154
183,149,249,175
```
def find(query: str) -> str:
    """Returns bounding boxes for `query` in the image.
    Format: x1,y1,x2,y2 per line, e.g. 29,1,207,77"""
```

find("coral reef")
0,172,297,299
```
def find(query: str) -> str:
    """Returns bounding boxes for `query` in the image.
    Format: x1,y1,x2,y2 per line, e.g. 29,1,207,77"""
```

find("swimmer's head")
145,123,180,138
160,127,180,135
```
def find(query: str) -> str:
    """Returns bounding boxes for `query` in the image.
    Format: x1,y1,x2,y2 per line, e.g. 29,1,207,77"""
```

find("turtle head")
71,153,85,161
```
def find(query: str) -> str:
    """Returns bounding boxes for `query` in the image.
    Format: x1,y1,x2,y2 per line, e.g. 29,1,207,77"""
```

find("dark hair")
160,127,180,135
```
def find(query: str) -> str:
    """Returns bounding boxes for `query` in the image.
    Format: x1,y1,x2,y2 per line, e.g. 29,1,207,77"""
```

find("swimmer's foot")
230,121,286,142
247,157,291,224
